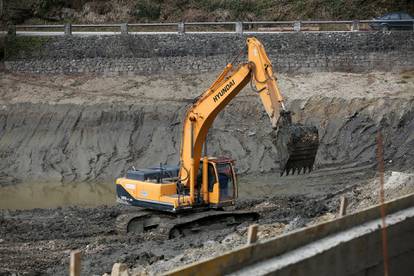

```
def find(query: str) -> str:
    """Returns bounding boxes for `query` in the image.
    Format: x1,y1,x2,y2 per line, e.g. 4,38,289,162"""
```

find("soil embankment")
0,72,413,185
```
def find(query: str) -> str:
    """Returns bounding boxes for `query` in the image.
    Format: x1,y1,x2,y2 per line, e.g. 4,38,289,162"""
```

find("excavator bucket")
273,111,319,176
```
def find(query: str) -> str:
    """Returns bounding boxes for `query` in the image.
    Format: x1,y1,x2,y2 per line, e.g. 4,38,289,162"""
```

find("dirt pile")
345,171,414,212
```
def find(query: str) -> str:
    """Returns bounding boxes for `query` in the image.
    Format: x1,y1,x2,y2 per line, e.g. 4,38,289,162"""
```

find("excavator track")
160,210,259,239
115,211,152,235
115,210,259,239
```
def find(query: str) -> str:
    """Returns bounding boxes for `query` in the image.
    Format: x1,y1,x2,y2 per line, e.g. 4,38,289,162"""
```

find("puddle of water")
0,169,371,209
0,176,280,209
0,181,116,210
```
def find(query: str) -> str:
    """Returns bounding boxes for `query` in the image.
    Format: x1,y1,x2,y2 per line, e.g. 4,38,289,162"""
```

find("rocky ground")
0,70,413,275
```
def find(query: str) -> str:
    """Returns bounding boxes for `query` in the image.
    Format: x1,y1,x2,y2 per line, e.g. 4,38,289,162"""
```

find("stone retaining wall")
4,31,414,74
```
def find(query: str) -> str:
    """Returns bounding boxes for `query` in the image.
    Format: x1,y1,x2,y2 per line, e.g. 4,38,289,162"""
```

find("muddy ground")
0,71,413,275
1,169,413,275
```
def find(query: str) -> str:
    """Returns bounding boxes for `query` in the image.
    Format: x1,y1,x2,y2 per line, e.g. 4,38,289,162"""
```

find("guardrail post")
111,263,130,276
64,23,72,36
7,25,16,36
120,23,128,35
178,22,185,34
69,250,81,276
247,224,259,245
293,21,301,32
351,20,359,31
339,196,348,217
235,22,243,34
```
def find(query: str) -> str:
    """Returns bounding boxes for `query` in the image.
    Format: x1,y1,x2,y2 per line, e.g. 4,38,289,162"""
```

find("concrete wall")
168,194,414,276
4,31,414,74
246,209,414,276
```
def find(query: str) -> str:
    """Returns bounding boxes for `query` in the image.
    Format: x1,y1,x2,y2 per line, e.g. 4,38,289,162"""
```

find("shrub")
133,0,162,21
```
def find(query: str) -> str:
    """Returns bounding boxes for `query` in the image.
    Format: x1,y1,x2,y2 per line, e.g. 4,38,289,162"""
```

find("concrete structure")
233,207,414,275
4,32,414,74
167,193,414,276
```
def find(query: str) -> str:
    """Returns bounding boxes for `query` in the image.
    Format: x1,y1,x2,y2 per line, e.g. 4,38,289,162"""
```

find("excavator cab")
199,158,237,207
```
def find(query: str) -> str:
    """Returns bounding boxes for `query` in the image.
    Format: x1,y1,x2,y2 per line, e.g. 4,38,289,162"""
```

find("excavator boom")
179,37,319,192
246,37,319,175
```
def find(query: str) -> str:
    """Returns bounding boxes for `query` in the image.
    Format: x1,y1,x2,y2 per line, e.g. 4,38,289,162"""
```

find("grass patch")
4,36,50,60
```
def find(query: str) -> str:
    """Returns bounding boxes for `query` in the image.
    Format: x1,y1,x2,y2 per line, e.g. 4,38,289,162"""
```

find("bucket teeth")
273,118,319,176
280,164,312,176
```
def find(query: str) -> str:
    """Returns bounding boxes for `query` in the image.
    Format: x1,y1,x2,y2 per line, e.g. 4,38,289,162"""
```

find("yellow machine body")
116,157,237,212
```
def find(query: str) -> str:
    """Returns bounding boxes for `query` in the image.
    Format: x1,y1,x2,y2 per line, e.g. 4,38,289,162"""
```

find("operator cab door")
198,160,236,205
216,162,236,202
209,161,236,205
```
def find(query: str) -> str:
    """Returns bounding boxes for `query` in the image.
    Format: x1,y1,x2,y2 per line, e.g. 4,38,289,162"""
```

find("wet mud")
0,167,394,276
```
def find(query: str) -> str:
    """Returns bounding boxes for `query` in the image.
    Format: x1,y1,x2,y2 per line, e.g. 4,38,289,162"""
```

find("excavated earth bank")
0,72,413,185
0,94,412,185
0,71,413,275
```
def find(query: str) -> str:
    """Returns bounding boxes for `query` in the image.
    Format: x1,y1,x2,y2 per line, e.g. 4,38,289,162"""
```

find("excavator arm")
179,37,319,203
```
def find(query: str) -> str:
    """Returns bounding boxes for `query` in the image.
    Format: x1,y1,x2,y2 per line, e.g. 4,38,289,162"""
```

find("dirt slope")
0,72,413,185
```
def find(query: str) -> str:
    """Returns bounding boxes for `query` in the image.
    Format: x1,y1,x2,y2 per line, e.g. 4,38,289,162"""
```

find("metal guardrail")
7,20,414,35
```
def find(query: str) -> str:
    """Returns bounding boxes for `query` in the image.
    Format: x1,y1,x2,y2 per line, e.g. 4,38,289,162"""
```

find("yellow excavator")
115,37,319,238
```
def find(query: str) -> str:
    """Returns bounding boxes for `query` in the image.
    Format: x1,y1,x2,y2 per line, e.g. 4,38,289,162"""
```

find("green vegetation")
2,0,414,24
133,0,163,21
4,36,50,60
36,0,67,18
131,0,414,21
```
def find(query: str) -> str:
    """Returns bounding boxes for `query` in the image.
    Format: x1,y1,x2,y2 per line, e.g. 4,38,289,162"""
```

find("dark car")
370,12,414,31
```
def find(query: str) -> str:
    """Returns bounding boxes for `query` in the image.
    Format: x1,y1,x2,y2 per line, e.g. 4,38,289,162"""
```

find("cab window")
216,163,234,201
208,164,216,192
197,162,217,192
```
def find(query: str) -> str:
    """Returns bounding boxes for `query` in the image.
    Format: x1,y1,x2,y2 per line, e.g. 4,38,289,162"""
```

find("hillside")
2,0,414,25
